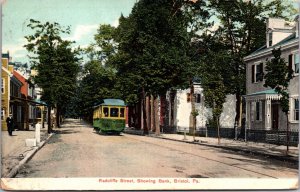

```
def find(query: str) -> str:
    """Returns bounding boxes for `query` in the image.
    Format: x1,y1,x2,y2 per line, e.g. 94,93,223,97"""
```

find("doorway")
271,101,279,130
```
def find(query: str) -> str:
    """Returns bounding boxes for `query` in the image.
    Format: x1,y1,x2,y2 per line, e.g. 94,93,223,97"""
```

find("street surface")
16,119,298,178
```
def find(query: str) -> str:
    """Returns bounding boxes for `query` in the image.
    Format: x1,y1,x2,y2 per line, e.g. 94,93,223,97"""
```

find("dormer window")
268,32,272,47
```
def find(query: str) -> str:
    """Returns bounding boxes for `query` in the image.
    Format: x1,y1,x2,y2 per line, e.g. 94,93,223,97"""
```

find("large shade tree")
25,19,80,131
111,0,210,134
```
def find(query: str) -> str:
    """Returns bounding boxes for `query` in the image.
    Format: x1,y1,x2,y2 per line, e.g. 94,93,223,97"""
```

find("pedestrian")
6,114,14,136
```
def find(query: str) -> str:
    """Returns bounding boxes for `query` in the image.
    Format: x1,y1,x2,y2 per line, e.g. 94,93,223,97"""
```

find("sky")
2,0,137,63
2,0,299,64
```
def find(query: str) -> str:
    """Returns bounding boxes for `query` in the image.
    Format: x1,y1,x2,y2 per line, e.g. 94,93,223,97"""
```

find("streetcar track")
125,134,279,178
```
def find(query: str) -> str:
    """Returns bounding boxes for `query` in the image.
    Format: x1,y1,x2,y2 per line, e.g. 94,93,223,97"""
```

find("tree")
24,19,80,131
111,0,211,134
200,50,230,144
76,60,121,121
72,23,124,121
264,48,293,154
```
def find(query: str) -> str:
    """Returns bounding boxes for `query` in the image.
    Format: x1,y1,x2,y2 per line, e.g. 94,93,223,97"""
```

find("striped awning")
245,89,281,101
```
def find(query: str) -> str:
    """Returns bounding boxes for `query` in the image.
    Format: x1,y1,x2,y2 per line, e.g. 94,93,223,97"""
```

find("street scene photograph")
0,0,299,190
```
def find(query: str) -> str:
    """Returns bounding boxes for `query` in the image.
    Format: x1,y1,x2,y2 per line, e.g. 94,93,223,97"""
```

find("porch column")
265,99,271,130
246,100,250,129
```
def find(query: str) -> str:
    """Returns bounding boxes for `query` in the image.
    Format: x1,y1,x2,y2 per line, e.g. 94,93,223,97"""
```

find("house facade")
244,17,299,145
165,83,236,137
10,69,23,130
1,54,12,130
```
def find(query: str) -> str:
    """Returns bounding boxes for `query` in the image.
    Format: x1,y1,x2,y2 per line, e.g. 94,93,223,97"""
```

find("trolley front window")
110,108,119,117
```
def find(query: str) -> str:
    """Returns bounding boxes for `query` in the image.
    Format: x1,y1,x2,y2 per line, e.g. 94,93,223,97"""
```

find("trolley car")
93,99,126,134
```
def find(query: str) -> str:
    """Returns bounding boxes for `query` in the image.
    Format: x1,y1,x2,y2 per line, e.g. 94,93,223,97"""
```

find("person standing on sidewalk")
6,114,14,136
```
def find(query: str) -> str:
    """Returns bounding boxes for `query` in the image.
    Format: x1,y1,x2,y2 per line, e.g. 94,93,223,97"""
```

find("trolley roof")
101,99,126,106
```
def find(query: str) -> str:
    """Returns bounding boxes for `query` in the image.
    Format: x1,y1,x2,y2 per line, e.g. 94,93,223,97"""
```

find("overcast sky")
3,0,136,63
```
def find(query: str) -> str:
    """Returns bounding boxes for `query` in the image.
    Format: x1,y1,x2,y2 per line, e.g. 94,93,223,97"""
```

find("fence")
162,125,299,146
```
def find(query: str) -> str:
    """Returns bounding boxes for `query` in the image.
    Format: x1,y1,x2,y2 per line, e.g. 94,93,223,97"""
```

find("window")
187,93,201,103
120,108,125,118
1,78,4,94
110,108,119,117
252,63,263,83
289,53,299,74
1,108,5,120
256,101,262,121
268,33,272,47
103,107,109,117
195,94,201,103
294,53,299,74
294,99,299,121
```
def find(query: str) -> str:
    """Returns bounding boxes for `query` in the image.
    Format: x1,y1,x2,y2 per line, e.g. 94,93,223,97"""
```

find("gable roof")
244,32,297,61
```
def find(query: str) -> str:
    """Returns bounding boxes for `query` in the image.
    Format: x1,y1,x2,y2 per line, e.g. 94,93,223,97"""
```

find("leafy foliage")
196,0,296,125
24,19,80,120
76,60,121,118
264,48,293,113
112,0,211,100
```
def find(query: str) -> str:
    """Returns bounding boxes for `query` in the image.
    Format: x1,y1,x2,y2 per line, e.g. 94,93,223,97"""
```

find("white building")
166,82,236,137
244,17,299,145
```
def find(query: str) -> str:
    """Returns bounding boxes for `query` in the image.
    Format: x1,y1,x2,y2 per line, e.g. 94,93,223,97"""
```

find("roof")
246,89,278,96
244,32,297,60
34,99,47,106
101,99,126,106
245,89,283,101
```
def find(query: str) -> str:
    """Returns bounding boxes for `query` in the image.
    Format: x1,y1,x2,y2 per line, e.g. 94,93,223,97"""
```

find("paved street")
15,119,298,178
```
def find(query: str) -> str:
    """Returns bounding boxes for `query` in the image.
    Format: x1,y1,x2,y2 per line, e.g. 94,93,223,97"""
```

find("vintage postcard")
0,0,299,190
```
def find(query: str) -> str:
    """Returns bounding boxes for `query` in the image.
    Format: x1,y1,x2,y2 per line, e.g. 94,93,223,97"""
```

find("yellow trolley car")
93,99,126,134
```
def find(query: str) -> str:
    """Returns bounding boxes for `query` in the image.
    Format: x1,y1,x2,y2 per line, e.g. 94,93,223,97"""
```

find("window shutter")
196,94,201,103
288,54,293,71
259,63,263,81
259,101,262,121
187,93,191,102
252,65,255,83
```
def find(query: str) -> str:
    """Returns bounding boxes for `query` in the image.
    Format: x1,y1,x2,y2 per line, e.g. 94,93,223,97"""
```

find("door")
271,102,279,130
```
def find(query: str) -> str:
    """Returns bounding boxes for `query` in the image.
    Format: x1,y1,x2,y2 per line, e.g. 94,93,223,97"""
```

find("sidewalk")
124,128,299,163
1,126,53,178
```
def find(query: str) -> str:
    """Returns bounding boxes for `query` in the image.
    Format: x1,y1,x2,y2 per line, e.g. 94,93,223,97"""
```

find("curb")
124,131,298,164
5,133,54,178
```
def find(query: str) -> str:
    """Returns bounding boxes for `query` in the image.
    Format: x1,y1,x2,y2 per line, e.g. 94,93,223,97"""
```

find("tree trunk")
286,113,289,155
190,80,196,140
56,105,61,128
217,116,220,145
47,105,52,134
234,93,242,138
142,88,148,135
154,96,160,135
146,96,151,133
151,95,155,132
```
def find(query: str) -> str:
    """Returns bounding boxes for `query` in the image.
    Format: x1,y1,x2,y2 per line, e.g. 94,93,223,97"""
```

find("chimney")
266,18,294,48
